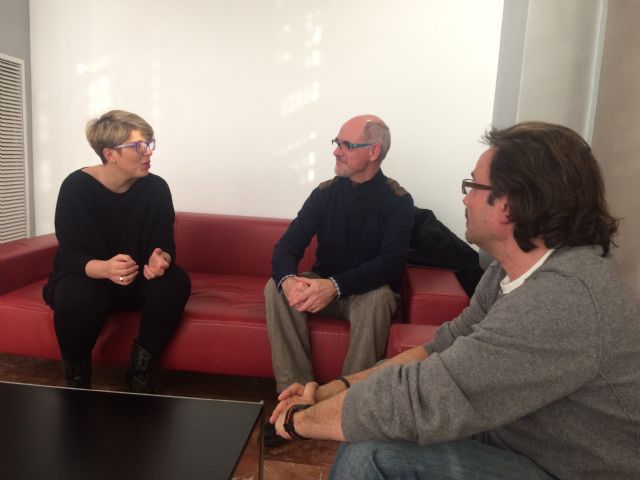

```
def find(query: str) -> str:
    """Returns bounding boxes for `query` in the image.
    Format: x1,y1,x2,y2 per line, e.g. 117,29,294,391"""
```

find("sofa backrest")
174,212,316,276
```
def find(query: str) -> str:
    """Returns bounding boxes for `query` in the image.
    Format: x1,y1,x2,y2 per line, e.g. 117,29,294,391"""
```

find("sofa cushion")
186,273,266,321
162,273,352,381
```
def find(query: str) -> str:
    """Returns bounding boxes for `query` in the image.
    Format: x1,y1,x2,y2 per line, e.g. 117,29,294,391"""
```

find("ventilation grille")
0,54,28,243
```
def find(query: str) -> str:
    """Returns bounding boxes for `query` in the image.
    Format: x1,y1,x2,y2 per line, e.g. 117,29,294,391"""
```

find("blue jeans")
329,437,555,480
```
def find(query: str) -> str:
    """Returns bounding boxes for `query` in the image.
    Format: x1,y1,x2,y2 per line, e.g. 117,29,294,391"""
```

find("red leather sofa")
0,212,469,383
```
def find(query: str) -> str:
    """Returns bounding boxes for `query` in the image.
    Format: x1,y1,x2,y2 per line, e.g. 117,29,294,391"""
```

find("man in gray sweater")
269,122,640,480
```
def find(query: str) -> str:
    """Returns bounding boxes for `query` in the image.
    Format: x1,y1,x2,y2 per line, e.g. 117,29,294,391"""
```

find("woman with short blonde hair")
43,110,191,392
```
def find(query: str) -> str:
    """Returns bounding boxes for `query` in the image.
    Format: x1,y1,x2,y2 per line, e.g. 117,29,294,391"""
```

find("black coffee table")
0,381,263,480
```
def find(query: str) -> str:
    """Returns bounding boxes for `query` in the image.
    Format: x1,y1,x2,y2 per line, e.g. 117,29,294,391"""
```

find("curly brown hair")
483,122,618,255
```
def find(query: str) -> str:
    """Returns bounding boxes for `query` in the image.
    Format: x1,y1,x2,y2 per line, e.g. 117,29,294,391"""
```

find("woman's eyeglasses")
113,139,156,155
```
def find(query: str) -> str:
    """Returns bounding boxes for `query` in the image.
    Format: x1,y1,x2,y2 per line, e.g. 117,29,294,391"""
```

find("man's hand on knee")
289,277,337,313
282,276,310,305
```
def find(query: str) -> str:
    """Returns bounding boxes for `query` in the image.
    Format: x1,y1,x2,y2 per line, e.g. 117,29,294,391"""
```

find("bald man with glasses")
264,114,414,445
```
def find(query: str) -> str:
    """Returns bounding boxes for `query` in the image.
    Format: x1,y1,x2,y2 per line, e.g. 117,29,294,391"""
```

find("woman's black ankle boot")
126,341,157,394
63,357,92,389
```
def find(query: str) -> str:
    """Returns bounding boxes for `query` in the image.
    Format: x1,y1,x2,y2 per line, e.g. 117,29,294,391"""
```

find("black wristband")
283,404,312,440
336,376,351,390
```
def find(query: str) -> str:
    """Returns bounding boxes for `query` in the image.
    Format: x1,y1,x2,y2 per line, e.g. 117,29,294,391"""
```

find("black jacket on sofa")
407,207,484,298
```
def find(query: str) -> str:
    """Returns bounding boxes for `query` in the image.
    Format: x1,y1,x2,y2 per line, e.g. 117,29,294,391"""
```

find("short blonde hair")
86,110,154,163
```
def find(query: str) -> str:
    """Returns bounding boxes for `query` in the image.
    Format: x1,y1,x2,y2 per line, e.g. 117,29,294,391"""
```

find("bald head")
343,115,391,162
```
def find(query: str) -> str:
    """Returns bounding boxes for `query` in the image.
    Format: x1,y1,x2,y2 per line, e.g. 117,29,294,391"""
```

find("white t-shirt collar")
500,249,555,294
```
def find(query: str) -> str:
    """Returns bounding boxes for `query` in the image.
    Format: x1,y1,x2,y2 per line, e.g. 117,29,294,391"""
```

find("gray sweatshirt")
342,246,640,480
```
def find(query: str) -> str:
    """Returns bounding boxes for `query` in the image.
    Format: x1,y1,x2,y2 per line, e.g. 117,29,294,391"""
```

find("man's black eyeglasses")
461,179,494,195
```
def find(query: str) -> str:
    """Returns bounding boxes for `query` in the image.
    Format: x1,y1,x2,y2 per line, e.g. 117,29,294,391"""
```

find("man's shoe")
264,422,286,448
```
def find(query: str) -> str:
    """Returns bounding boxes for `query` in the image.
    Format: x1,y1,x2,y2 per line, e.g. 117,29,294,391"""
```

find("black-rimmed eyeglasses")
331,138,374,151
461,179,493,195
113,139,156,155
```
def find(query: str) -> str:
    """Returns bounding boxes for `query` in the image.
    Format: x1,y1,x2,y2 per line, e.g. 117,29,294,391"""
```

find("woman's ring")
119,276,124,283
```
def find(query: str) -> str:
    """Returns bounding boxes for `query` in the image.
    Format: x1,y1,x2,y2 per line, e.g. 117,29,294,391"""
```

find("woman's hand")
143,248,170,280
86,254,139,285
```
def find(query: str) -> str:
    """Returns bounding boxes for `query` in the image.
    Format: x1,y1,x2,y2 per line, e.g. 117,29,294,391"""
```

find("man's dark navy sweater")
271,170,413,298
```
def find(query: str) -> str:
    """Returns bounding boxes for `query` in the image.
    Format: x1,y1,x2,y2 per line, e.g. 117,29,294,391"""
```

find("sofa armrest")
386,323,439,358
403,266,469,326
0,234,57,295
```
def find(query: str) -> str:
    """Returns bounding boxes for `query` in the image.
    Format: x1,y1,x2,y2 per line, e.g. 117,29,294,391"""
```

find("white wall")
516,0,604,139
491,0,529,130
591,0,640,296
30,0,503,240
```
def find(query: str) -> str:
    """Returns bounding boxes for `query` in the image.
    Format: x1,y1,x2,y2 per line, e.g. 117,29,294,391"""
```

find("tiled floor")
0,353,338,479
